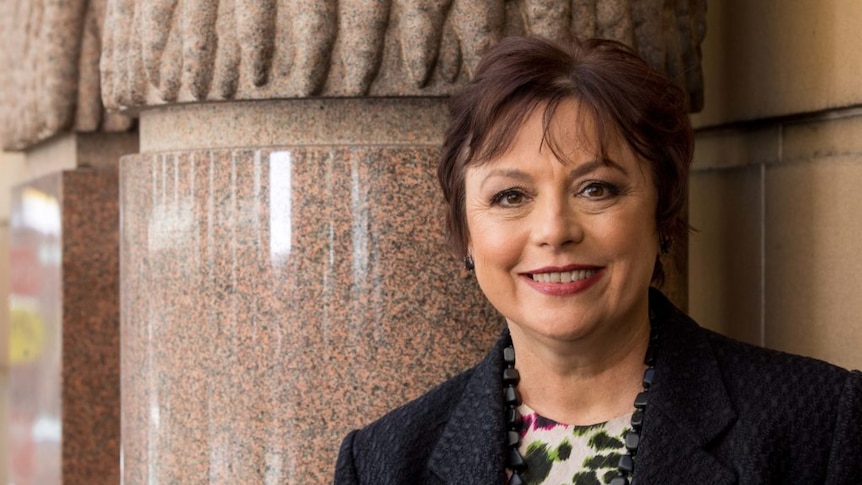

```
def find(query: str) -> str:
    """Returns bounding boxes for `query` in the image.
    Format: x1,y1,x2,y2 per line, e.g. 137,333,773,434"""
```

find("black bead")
508,448,526,469
503,385,521,405
633,391,648,409
499,311,659,483
630,409,644,431
644,345,656,366
509,471,525,485
506,407,522,428
503,368,520,385
625,431,640,453
618,454,634,474
642,367,655,388
503,346,516,365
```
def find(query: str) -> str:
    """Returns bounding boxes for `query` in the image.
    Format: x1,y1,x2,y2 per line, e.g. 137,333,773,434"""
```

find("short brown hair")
437,36,693,282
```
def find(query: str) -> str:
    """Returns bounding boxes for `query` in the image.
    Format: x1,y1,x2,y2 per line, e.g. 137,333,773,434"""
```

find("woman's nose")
530,195,583,248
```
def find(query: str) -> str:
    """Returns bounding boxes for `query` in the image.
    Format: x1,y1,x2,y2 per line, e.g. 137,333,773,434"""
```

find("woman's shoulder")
336,332,509,483
356,365,476,443
334,365,482,484
652,288,856,388
701,325,857,392
653,288,859,413
676,310,862,447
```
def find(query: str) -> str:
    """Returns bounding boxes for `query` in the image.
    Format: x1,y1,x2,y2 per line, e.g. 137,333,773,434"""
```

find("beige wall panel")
0,153,26,219
765,153,862,371
0,152,25,485
0,223,9,484
781,110,862,163
693,0,862,127
689,165,763,346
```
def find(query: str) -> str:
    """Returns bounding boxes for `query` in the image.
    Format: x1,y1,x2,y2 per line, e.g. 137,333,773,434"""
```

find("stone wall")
689,0,862,371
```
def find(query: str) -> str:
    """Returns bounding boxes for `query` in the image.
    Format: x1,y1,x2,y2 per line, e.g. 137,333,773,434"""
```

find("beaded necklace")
502,317,657,485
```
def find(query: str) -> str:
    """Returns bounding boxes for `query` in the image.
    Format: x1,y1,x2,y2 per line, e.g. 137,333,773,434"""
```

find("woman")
334,36,862,485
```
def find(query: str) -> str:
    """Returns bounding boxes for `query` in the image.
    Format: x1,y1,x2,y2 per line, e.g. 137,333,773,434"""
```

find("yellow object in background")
8,307,44,364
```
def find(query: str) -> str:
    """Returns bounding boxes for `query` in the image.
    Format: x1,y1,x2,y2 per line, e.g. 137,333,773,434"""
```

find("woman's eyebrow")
478,158,628,190
568,158,628,180
478,169,532,190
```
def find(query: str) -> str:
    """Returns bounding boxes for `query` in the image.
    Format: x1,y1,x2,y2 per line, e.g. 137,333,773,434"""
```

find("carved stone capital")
0,0,133,151
101,0,707,110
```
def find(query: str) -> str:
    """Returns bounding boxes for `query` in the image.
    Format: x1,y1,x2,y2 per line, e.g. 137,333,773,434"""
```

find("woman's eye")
491,190,527,207
580,182,617,199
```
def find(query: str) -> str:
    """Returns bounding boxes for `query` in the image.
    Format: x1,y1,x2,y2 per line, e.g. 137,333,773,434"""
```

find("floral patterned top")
514,403,632,485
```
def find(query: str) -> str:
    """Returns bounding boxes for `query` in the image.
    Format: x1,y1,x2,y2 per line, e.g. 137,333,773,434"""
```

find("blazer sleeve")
825,370,862,484
334,430,360,485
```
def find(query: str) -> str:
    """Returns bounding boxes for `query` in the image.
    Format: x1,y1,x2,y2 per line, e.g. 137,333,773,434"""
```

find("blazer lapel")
427,333,508,485
427,293,740,484
635,290,738,484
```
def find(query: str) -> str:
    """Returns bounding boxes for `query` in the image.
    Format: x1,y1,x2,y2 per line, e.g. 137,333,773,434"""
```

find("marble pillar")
7,167,120,484
121,99,500,482
1,0,135,481
102,1,708,482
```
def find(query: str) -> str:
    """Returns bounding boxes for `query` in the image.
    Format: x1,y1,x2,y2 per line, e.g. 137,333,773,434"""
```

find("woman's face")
464,100,658,344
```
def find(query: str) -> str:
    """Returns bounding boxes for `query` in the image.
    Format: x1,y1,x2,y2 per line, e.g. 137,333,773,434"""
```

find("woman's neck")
507,312,651,426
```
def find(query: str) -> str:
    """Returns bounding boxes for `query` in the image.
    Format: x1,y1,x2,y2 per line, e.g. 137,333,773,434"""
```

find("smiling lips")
530,269,597,283
522,267,603,296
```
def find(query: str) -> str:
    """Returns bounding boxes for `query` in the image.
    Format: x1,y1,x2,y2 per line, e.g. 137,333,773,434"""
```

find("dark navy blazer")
334,290,862,484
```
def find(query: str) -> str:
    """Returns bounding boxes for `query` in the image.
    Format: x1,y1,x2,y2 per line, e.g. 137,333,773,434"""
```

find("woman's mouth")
530,269,598,283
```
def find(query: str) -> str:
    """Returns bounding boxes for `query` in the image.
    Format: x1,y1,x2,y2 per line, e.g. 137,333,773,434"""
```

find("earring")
660,236,671,255
464,254,475,271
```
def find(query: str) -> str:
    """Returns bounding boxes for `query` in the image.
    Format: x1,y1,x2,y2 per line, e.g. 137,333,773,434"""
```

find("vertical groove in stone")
286,1,338,96
520,0,572,42
153,1,183,102
212,0,240,99
400,0,452,89
449,0,506,79
236,0,277,87
680,0,707,111
572,0,598,38
181,0,219,99
140,0,177,90
596,0,634,45
336,0,392,95
631,0,666,72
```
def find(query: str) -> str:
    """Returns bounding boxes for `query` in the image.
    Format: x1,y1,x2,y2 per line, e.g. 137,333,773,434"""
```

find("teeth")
531,269,596,283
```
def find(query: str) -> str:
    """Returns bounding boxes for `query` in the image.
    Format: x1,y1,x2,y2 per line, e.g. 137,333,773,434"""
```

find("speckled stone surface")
0,0,133,150
7,169,120,484
120,147,500,483
61,169,121,484
101,0,707,110
138,98,450,153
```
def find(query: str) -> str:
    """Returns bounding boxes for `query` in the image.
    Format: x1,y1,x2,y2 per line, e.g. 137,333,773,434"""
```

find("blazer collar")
635,289,738,484
428,290,740,484
427,332,508,485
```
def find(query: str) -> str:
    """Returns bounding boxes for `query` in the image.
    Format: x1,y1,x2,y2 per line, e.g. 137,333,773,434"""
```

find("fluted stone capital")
101,0,707,110
0,0,133,151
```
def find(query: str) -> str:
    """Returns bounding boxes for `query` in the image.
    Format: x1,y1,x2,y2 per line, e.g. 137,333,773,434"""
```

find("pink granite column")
120,99,500,483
